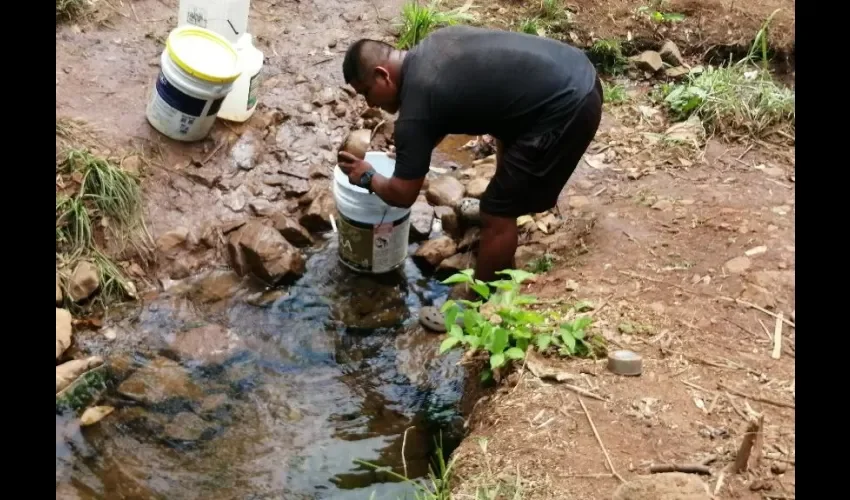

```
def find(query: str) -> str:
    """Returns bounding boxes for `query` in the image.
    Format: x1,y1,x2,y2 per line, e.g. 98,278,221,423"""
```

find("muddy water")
57,238,465,499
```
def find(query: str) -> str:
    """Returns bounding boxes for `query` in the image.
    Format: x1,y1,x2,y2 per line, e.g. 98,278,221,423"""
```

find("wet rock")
458,227,481,252
659,40,684,66
156,227,189,256
80,405,115,426
56,356,103,393
68,260,99,302
435,206,460,236
465,177,489,199
170,323,243,365
630,51,664,73
56,273,63,305
164,412,210,441
309,163,330,179
245,289,288,308
612,472,711,500
414,236,457,268
438,252,476,275
185,168,221,188
410,199,435,242
188,269,243,303
272,214,314,247
312,87,338,106
56,308,73,360
724,256,752,274
281,177,311,197
201,393,229,413
459,198,481,225
426,176,465,207
117,356,204,405
230,130,260,170
299,190,336,232
222,185,251,212
249,198,275,217
227,221,306,284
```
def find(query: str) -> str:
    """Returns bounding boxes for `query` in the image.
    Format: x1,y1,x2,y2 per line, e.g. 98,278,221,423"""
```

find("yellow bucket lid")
166,26,242,84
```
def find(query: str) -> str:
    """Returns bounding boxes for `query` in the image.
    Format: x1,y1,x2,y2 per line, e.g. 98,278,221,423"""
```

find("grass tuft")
63,149,143,228
602,81,628,104
588,39,628,75
396,1,475,50
56,0,89,22
517,17,543,36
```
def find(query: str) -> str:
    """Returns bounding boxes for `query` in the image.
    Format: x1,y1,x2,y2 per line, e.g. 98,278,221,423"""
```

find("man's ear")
373,66,391,84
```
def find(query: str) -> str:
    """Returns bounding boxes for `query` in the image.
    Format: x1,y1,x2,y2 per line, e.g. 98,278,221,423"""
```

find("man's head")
342,39,404,113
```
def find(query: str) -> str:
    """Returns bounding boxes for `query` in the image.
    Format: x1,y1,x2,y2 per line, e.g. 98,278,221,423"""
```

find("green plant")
539,0,567,20
602,81,628,104
748,8,782,69
588,39,628,74
517,17,542,36
637,1,685,23
396,1,475,50
527,253,556,273
439,269,604,381
362,436,455,500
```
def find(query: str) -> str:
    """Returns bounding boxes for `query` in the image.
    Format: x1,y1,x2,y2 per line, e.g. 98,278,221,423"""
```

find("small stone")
410,199,435,242
56,356,104,393
227,221,306,284
222,185,251,212
435,206,460,236
170,323,243,365
249,199,275,217
630,51,664,73
299,191,336,232
333,104,347,118
80,406,115,426
294,74,307,84
117,356,204,405
156,227,189,256
438,252,476,275
230,130,259,170
56,308,73,360
426,176,466,207
418,306,447,333
465,177,489,198
659,40,684,66
744,245,767,256
665,66,689,78
564,279,579,291
575,179,595,190
68,260,100,302
185,168,221,188
413,236,457,268
297,102,312,113
121,155,143,176
649,301,665,314
724,256,752,274
164,412,209,441
312,87,337,106
569,195,590,209
651,199,673,211
458,198,481,225
309,163,330,179
272,214,314,247
771,462,787,475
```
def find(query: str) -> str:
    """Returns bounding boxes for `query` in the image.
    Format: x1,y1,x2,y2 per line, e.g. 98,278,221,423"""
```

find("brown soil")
56,1,795,499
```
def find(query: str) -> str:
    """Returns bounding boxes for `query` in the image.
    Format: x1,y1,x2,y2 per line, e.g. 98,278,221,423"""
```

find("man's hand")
338,151,374,187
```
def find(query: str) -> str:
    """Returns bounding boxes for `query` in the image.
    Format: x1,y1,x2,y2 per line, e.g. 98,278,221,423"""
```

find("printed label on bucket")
337,211,410,273
247,72,261,110
147,71,223,139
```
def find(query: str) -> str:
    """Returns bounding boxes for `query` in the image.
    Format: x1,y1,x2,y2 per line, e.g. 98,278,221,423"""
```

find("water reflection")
57,239,464,499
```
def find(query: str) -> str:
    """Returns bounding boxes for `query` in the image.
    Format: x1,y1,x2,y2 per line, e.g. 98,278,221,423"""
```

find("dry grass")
56,0,89,21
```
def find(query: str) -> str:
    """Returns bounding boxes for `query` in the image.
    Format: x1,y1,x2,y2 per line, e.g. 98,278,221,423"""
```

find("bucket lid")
166,26,241,84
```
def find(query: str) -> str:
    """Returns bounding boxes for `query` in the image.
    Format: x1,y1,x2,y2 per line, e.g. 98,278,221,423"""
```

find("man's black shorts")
480,78,604,218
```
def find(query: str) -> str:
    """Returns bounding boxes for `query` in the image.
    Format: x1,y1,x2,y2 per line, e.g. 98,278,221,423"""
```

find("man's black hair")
342,39,395,85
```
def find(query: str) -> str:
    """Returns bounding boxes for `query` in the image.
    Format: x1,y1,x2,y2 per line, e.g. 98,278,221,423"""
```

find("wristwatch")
358,170,375,193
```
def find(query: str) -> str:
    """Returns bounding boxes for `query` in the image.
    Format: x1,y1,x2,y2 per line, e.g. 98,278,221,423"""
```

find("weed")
527,253,556,273
636,0,685,24
63,149,143,228
396,1,475,50
662,63,795,137
517,17,543,36
588,39,628,74
439,270,605,381
362,436,455,500
56,0,88,21
538,0,567,21
748,8,782,69
602,81,628,104
56,194,94,254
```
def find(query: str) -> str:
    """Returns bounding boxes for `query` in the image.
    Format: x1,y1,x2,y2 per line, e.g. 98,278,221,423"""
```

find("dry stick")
707,392,722,414
724,392,751,421
401,426,414,478
714,470,726,496
752,414,766,468
564,383,608,402
757,318,773,340
771,313,784,360
728,298,795,328
649,463,711,475
577,396,625,484
732,415,764,473
719,382,795,410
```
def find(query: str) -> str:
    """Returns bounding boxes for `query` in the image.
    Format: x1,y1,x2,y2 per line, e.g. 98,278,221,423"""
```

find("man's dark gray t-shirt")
393,25,597,180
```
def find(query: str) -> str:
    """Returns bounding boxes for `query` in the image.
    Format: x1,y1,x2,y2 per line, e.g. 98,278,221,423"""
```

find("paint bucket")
333,152,411,274
146,26,241,142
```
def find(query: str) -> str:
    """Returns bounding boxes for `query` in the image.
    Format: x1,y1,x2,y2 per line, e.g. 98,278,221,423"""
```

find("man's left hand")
338,151,373,186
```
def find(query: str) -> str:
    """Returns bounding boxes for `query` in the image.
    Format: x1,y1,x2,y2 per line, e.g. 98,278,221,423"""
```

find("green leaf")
514,294,538,305
573,329,586,340
516,337,529,351
457,299,483,309
445,307,459,332
449,324,463,338
460,269,475,277
442,273,472,285
573,316,592,331
536,334,553,351
515,310,545,325
463,309,479,330
511,326,533,339
470,282,491,299
489,352,506,369
496,269,536,284
464,335,481,348
505,347,525,360
561,329,576,353
489,280,516,291
440,300,457,313
490,328,509,354
480,368,493,382
440,337,460,354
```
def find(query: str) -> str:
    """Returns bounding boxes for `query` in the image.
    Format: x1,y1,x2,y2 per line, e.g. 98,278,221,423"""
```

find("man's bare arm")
370,174,424,208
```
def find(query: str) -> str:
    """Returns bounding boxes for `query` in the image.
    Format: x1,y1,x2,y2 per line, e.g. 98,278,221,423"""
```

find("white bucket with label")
333,152,411,274
146,26,241,142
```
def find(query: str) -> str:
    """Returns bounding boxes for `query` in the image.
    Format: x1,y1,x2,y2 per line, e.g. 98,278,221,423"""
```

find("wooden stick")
771,313,784,360
649,463,711,475
564,383,608,402
732,417,763,473
401,426,413,478
719,382,795,409
714,470,726,496
577,396,625,483
731,298,795,328
752,414,766,468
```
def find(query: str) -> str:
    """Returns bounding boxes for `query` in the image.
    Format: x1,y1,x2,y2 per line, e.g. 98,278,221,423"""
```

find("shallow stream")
56,238,466,499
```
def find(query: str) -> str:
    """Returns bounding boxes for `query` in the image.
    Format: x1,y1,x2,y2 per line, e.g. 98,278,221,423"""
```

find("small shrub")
588,39,628,74
528,253,556,273
396,1,475,50
517,17,543,36
602,81,628,104
439,269,605,381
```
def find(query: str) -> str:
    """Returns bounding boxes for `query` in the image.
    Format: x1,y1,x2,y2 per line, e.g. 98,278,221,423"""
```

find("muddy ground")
56,0,795,499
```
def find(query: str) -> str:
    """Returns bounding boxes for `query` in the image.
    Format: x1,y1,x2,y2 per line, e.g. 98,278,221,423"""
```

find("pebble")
724,256,751,274
418,306,447,333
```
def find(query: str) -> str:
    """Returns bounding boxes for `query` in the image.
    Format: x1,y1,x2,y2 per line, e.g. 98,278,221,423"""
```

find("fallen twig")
649,463,711,475
564,383,608,402
719,382,795,410
723,297,795,328
577,396,625,483
714,470,726,496
724,392,751,421
401,426,413,478
771,313,783,359
732,415,764,473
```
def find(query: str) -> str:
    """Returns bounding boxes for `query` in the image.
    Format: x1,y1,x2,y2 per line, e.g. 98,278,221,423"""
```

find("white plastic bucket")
146,26,241,142
333,152,411,274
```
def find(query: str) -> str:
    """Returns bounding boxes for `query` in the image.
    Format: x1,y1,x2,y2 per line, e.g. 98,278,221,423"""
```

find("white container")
217,33,264,122
146,26,241,142
333,152,411,274
178,0,250,44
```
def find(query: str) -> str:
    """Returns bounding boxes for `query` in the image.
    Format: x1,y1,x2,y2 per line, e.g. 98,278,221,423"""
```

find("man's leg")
474,212,518,282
